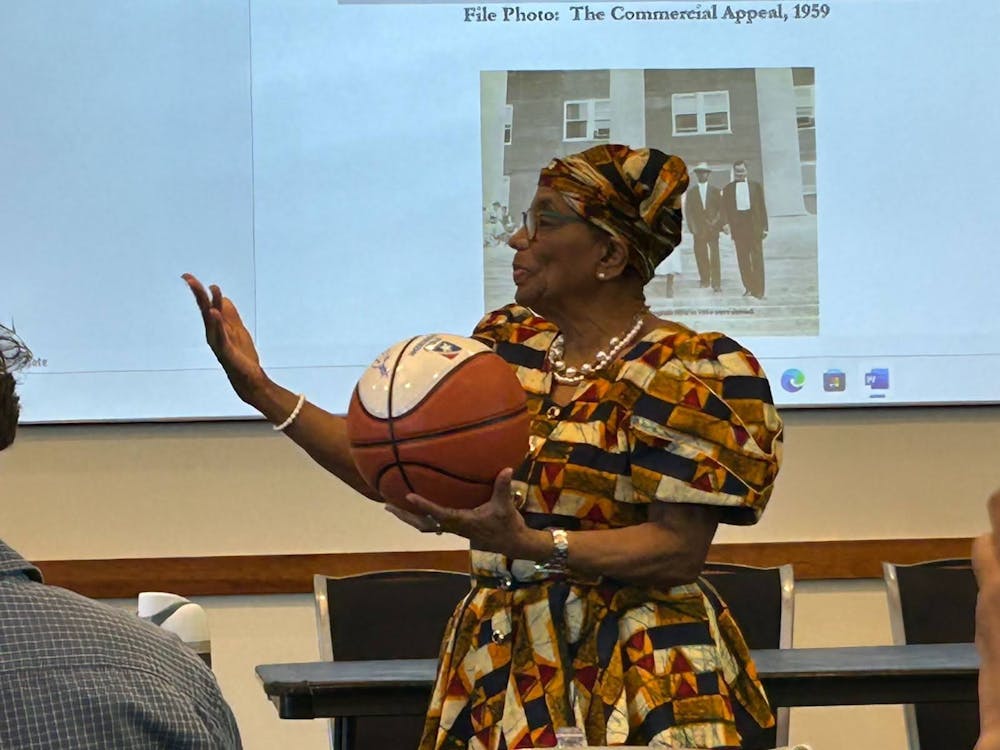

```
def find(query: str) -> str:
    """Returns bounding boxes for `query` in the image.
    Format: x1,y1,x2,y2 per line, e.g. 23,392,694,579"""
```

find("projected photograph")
481,68,819,338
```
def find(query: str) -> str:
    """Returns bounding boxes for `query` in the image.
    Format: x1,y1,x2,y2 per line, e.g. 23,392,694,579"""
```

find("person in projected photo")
185,144,783,749
0,324,242,749
721,160,768,300
686,161,725,293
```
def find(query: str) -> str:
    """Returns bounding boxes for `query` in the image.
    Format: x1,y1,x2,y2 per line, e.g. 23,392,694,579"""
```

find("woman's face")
508,187,606,315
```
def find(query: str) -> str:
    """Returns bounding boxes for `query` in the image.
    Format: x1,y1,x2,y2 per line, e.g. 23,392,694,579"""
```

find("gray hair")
1,323,31,450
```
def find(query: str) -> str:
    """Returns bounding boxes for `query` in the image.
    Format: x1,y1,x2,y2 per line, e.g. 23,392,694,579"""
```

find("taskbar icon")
780,368,805,393
823,369,846,392
859,365,892,399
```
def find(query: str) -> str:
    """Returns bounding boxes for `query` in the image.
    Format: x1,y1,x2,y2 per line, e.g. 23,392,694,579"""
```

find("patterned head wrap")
538,144,689,283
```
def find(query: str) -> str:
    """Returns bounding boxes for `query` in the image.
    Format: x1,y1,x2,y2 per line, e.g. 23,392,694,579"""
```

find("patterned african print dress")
419,305,783,750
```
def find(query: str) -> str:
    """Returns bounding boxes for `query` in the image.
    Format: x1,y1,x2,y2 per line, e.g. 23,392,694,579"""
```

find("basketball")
346,333,531,512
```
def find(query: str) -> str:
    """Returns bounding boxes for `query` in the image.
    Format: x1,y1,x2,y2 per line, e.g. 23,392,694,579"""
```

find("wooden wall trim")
33,538,976,600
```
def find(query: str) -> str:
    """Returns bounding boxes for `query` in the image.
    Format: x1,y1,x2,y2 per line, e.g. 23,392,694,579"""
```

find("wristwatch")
536,528,570,575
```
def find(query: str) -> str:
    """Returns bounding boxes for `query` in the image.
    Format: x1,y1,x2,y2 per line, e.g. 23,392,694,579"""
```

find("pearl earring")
597,272,606,280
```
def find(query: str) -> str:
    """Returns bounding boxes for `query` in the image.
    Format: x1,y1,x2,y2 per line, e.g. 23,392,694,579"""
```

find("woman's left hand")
384,468,542,558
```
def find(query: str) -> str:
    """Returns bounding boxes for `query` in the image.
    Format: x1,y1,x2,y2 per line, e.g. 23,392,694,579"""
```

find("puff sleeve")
625,331,783,525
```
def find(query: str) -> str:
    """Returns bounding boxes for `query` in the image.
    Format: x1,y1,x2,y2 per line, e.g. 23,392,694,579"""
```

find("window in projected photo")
563,99,612,142
672,91,732,136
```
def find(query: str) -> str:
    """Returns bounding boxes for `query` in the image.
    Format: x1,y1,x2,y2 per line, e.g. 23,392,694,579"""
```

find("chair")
700,562,795,749
313,569,473,750
882,558,979,750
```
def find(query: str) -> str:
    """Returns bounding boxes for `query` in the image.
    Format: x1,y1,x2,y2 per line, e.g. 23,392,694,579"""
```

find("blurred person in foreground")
0,324,241,749
973,489,1000,750
186,144,783,748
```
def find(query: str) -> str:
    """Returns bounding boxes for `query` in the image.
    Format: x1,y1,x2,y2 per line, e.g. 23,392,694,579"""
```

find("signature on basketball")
371,352,390,378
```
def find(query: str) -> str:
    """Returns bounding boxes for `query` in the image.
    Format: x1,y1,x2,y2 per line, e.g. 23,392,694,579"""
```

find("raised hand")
182,273,267,403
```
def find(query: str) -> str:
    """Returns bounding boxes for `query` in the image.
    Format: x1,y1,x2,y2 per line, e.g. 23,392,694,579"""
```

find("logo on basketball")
423,337,463,359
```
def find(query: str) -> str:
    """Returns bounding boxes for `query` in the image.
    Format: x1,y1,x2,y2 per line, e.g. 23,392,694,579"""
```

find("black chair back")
313,569,472,750
699,561,794,749
883,558,978,750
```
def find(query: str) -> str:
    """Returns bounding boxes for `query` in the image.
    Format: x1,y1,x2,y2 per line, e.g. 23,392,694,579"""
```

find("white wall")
6,404,1000,749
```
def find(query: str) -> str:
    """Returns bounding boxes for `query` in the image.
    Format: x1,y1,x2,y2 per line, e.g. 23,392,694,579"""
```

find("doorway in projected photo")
481,67,819,338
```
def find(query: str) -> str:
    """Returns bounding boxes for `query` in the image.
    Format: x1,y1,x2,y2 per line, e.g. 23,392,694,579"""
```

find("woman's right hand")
182,273,268,404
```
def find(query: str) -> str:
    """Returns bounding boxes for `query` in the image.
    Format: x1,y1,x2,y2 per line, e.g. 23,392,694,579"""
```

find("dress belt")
473,572,603,591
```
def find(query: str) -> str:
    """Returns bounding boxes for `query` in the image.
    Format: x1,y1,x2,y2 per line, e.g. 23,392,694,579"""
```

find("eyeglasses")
521,208,587,241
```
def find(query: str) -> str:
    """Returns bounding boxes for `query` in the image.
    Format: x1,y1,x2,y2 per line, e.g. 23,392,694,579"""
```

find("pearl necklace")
546,309,648,385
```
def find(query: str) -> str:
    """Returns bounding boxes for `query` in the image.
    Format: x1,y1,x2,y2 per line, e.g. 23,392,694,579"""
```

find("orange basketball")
346,333,531,512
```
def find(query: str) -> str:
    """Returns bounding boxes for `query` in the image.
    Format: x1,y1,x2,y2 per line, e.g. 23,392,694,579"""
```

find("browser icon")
780,368,805,393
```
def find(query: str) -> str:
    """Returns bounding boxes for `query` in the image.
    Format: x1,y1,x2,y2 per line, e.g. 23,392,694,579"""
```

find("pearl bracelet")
273,393,305,432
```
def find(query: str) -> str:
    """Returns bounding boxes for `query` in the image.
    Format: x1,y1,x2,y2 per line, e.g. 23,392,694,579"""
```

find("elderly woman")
185,144,782,749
